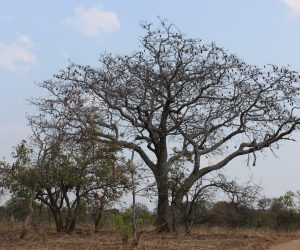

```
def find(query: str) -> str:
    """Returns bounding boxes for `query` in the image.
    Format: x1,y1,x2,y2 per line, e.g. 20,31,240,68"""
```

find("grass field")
0,223,299,249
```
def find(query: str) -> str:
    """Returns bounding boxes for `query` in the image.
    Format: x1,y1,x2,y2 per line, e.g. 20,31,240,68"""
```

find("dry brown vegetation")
0,223,299,250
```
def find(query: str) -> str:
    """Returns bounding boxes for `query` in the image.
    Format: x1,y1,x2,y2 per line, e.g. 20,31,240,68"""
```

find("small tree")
87,185,125,232
5,136,129,234
174,174,261,232
36,139,129,233
257,197,272,210
0,160,6,197
3,140,39,238
267,191,300,229
280,191,296,211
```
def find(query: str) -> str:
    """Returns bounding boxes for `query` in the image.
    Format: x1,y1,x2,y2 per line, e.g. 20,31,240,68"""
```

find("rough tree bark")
156,176,171,232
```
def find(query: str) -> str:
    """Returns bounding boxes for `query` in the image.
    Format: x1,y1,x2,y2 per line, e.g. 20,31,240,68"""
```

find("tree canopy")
30,19,300,231
3,133,129,233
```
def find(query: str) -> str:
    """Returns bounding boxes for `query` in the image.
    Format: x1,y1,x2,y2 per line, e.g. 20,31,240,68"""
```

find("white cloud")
0,35,37,72
19,35,35,48
283,0,300,16
65,6,120,38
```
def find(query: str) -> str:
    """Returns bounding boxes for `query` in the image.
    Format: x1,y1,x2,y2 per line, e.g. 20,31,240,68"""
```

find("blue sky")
1,0,300,199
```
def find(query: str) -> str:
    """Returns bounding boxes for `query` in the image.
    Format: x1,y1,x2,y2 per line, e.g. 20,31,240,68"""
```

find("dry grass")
0,223,299,250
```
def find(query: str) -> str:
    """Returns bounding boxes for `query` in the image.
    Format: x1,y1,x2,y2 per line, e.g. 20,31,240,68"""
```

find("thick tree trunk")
50,208,64,233
171,203,179,234
183,205,194,233
156,178,171,232
154,163,196,233
66,217,76,234
94,209,104,233
171,195,184,234
55,218,64,233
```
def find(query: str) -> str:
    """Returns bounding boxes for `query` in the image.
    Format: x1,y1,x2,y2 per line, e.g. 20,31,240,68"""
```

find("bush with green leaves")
112,211,132,243
111,203,152,243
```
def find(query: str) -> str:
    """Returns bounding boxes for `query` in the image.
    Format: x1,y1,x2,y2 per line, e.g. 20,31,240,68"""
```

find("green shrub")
112,211,132,243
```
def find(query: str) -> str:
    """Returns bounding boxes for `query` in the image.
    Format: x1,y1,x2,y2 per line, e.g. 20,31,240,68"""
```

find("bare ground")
0,223,299,250
267,239,300,250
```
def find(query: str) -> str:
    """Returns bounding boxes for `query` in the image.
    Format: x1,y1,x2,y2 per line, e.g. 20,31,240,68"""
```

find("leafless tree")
174,174,261,233
30,19,300,231
219,175,261,207
257,196,273,210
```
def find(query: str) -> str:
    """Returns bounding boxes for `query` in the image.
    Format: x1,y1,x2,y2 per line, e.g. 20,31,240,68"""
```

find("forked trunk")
49,207,64,233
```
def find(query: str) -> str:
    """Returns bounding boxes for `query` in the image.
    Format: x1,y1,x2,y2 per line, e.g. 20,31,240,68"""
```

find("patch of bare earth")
0,223,299,250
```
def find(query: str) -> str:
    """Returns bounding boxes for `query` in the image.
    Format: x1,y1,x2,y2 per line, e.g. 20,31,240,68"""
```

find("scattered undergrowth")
0,223,299,249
